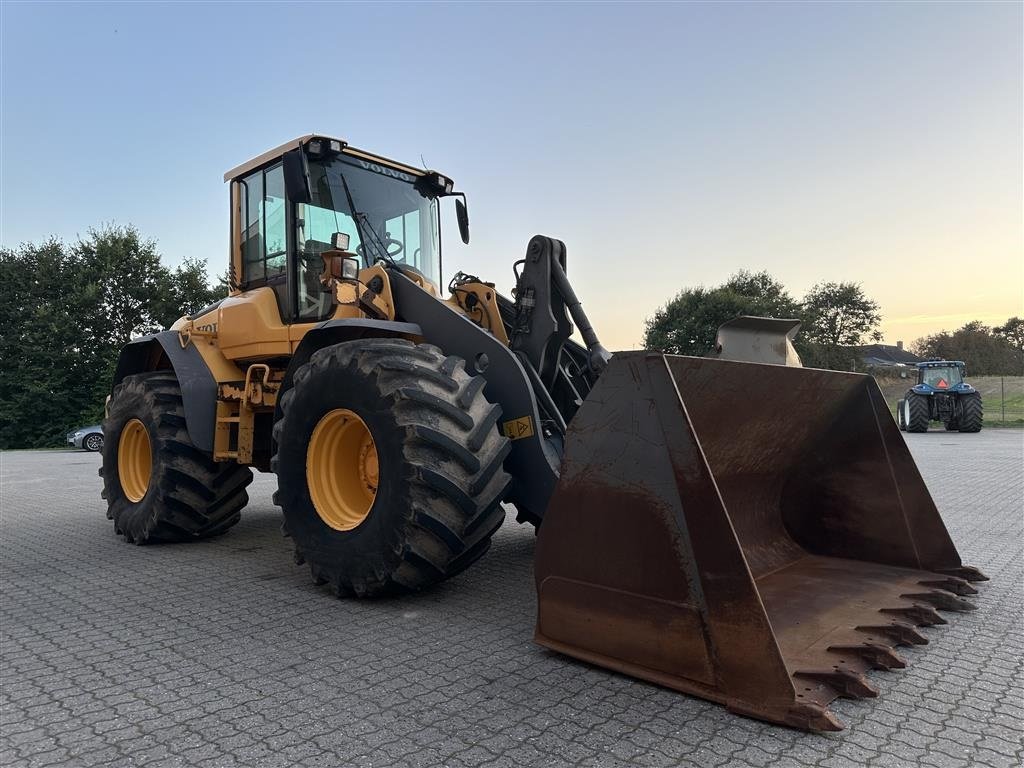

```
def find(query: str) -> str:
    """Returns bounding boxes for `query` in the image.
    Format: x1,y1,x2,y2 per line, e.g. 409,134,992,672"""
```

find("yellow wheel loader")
102,135,986,731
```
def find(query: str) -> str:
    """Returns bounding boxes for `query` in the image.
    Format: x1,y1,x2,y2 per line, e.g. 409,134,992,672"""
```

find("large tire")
905,392,930,433
272,339,512,597
101,372,253,543
958,393,983,433
896,399,907,431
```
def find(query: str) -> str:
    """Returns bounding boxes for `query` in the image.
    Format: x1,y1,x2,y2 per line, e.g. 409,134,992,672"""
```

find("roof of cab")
223,135,427,183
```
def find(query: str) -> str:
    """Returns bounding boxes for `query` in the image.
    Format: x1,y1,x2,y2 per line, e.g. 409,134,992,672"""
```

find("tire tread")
958,393,983,433
274,340,511,598
101,371,252,544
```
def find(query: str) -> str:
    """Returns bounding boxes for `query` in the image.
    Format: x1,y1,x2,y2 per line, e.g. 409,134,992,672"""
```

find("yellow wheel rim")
307,408,379,531
118,418,152,503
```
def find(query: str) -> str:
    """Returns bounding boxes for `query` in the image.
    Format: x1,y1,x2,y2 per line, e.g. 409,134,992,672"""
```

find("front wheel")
896,399,907,431
84,432,104,452
272,339,512,597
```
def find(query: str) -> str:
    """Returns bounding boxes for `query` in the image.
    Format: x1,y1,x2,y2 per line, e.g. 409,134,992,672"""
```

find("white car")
67,425,103,452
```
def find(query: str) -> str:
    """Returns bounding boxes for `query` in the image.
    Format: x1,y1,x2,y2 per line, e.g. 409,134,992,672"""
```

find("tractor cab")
915,360,969,392
223,135,467,324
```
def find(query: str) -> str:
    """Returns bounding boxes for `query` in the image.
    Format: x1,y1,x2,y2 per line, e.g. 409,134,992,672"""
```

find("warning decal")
502,416,535,440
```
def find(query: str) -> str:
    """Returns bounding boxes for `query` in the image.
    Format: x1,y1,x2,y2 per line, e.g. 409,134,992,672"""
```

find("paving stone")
1,431,1021,766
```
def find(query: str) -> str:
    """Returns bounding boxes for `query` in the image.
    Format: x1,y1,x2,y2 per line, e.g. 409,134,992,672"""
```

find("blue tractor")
897,361,983,433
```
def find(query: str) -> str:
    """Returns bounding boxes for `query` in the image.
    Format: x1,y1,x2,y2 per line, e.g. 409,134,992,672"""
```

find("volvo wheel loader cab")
103,135,985,732
897,361,983,433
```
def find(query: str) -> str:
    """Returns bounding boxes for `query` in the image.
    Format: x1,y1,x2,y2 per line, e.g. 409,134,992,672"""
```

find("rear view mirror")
455,196,470,245
283,148,312,204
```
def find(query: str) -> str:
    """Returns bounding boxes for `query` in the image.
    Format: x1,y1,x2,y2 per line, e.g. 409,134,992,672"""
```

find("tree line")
0,225,223,449
643,271,1023,375
912,318,1023,375
1,224,1020,449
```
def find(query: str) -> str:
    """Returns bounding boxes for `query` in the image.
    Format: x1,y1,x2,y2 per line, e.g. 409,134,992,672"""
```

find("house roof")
857,344,922,366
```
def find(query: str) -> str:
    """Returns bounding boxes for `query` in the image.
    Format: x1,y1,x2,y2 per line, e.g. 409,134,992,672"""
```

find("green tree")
799,282,882,369
0,224,223,449
722,270,800,317
0,238,87,449
994,316,1024,353
643,270,800,356
153,257,225,326
912,320,1023,375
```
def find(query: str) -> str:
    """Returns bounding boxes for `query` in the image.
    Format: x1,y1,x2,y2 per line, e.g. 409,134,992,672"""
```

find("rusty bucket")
534,352,985,731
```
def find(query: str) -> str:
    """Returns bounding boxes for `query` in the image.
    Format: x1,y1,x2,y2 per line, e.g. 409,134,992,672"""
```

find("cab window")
385,210,424,274
922,366,962,388
295,203,362,320
240,164,287,287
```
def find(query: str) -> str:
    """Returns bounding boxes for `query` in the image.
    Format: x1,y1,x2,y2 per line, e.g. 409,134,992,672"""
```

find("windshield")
300,154,440,284
921,366,963,388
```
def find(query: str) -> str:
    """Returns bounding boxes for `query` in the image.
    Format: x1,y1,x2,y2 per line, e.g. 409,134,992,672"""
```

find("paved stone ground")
1,430,1021,768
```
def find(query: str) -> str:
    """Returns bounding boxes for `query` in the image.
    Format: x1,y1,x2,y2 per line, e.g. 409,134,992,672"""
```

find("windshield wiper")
330,168,396,267
354,212,395,266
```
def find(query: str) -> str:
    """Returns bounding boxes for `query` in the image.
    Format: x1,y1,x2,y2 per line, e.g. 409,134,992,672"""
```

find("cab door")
237,162,292,320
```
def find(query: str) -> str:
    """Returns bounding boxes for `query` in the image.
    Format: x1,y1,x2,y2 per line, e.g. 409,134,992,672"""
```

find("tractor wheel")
896,399,907,431
958,393,983,433
905,392,930,433
100,371,253,543
944,420,959,431
272,339,512,597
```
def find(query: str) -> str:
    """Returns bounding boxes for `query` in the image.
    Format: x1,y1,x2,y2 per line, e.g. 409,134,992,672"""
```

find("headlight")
340,256,360,281
74,431,83,437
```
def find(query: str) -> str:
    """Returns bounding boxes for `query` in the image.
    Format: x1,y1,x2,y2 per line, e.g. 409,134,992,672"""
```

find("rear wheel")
944,420,959,431
272,339,512,597
958,393,983,433
101,372,253,543
905,392,930,433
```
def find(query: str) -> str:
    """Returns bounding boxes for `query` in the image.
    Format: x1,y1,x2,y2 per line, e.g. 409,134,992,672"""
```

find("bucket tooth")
794,669,879,699
880,604,947,626
918,577,977,596
900,591,977,612
828,643,907,670
784,703,843,732
856,623,929,646
936,565,988,582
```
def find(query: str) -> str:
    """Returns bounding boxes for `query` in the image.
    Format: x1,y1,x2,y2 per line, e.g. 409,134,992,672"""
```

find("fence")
872,372,1024,426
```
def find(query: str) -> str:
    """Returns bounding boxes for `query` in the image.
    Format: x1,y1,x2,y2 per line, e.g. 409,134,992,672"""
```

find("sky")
1,1,1021,350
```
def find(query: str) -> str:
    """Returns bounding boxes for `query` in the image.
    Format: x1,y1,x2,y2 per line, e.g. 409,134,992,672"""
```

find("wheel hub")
118,419,152,502
306,408,379,531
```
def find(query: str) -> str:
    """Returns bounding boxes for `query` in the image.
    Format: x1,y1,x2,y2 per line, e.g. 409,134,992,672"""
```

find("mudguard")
112,331,217,452
276,318,424,423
